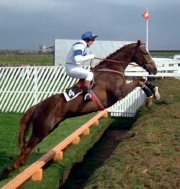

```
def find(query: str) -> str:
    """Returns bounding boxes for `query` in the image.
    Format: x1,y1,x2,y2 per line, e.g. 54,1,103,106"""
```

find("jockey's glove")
87,54,95,60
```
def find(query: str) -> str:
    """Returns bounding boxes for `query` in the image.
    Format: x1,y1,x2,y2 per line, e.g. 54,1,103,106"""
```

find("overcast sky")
0,0,180,50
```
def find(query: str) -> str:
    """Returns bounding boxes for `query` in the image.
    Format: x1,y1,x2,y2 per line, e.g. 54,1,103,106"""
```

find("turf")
0,52,54,66
0,112,111,188
84,78,180,189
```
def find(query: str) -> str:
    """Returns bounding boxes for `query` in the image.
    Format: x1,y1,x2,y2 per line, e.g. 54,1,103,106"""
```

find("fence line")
0,63,179,114
108,87,146,117
0,67,78,112
1,109,108,189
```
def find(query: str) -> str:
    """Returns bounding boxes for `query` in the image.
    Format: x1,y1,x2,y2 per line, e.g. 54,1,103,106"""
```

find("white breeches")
65,64,93,81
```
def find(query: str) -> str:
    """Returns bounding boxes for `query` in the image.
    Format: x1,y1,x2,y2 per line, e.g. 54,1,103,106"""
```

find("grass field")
0,51,180,188
83,78,180,189
0,78,179,189
0,50,180,67
0,52,54,66
0,112,111,188
150,50,180,58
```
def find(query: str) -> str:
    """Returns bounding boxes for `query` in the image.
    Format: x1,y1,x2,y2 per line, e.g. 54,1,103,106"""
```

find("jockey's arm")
73,44,94,64
74,53,94,63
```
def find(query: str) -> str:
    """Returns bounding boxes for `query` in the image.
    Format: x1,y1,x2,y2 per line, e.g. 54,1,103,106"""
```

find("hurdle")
2,109,108,189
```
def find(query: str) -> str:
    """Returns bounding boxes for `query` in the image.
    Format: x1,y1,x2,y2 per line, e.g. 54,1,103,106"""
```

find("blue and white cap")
81,31,98,40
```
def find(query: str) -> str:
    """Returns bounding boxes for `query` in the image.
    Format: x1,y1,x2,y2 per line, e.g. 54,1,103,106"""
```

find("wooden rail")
2,109,108,189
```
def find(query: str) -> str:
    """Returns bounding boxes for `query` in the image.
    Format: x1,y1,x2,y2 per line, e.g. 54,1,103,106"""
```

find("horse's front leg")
145,81,160,100
115,79,151,98
115,79,154,108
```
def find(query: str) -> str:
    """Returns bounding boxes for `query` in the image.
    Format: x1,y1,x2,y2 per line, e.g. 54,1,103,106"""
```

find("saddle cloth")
63,85,82,102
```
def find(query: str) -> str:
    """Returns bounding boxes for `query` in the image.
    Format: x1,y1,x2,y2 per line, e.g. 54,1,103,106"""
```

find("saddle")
63,80,104,109
63,79,91,102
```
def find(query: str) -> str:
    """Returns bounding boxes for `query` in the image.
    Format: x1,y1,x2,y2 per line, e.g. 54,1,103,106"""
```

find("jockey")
65,31,98,102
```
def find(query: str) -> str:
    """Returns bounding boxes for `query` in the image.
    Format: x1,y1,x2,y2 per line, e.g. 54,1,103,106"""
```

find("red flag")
143,10,150,20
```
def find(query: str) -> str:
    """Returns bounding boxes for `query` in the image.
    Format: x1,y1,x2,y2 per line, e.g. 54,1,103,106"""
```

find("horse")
4,40,158,174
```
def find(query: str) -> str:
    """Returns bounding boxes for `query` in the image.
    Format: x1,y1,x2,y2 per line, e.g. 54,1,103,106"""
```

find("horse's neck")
94,45,136,72
107,49,135,71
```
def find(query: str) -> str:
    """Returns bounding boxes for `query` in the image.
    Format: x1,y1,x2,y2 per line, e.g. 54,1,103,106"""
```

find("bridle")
134,44,154,72
94,57,123,64
94,57,137,66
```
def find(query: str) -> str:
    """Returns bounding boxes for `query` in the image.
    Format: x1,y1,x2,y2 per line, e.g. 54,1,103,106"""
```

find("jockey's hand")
87,54,95,60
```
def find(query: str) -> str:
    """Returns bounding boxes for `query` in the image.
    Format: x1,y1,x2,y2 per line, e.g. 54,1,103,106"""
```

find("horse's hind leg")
8,118,64,171
6,135,43,173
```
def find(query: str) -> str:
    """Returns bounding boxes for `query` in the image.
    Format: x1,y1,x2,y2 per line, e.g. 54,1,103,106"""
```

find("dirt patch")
60,125,135,189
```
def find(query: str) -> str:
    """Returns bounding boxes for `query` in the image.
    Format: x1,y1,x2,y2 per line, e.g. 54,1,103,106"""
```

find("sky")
0,0,180,50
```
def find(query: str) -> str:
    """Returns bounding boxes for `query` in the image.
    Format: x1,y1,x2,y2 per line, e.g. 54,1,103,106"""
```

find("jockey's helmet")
81,31,98,41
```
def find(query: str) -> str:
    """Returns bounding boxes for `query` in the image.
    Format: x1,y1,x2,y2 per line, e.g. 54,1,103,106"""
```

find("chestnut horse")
6,40,157,173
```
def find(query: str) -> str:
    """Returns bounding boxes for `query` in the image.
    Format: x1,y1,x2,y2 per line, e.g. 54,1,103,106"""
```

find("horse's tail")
18,105,36,152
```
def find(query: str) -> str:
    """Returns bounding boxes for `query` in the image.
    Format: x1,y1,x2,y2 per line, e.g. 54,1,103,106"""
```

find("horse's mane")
94,42,137,69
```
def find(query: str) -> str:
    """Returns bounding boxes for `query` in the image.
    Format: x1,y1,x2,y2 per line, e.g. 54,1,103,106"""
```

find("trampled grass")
84,78,180,189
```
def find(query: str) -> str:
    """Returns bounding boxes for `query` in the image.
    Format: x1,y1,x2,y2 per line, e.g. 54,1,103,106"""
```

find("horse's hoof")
0,167,12,179
154,87,160,101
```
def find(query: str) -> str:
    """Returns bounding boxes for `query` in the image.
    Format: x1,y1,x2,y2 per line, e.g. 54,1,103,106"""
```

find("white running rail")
0,62,179,115
108,87,146,117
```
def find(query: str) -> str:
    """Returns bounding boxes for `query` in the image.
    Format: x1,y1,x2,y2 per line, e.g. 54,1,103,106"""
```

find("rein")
94,57,122,64
135,43,154,66
94,57,137,66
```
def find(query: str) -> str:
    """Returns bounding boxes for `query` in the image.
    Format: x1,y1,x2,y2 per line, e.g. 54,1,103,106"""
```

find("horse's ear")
137,40,142,46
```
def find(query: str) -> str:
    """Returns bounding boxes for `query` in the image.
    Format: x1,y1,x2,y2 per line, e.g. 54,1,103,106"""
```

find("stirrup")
84,93,92,102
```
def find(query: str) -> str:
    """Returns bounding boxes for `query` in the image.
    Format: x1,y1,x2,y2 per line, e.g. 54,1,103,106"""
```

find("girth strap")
96,68,124,76
90,90,105,110
79,80,104,110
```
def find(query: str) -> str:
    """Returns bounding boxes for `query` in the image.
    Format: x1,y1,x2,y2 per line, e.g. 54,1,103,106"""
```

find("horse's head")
133,40,157,75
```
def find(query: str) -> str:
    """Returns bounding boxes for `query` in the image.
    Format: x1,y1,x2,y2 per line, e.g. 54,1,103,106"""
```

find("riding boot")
83,80,92,102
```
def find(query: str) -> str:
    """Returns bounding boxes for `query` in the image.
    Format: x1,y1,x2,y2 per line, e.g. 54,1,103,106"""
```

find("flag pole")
146,9,149,50
143,8,150,50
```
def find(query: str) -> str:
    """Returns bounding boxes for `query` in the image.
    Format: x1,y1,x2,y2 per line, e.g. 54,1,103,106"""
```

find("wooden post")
93,119,99,125
31,168,43,181
83,128,90,135
53,151,64,161
72,136,80,144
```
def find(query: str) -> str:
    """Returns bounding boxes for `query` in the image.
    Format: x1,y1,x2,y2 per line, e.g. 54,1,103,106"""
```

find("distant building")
54,39,134,66
39,44,48,53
